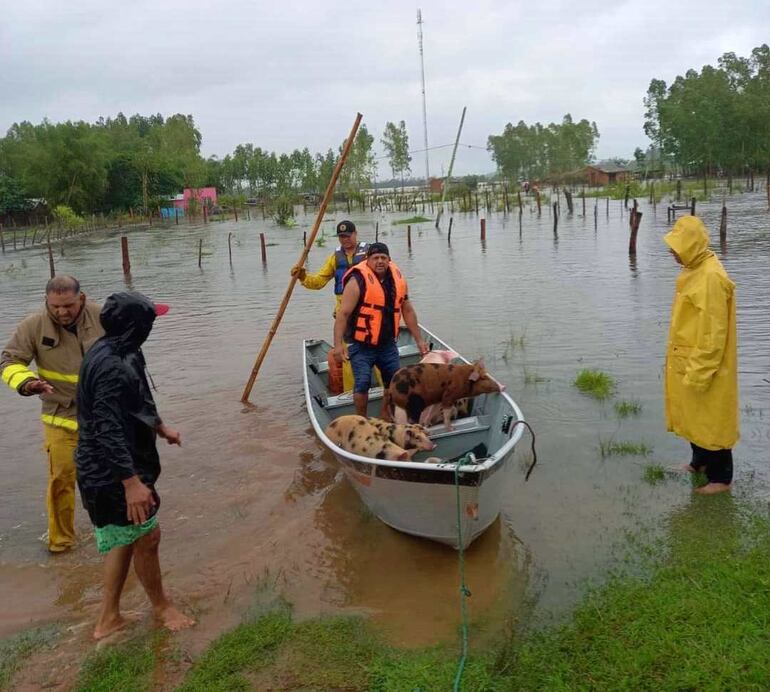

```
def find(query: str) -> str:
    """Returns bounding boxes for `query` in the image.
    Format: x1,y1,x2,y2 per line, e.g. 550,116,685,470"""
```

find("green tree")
381,121,411,188
0,174,29,215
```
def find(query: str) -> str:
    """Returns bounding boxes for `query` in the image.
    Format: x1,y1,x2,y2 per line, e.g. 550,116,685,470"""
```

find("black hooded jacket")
75,292,163,489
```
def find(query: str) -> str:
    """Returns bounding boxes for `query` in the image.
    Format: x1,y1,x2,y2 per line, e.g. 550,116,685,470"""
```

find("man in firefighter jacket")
1,275,103,552
290,219,368,315
332,242,428,417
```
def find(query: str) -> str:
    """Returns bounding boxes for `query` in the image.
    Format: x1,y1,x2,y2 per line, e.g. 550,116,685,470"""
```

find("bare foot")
93,610,142,640
695,482,732,495
677,463,696,474
156,605,195,632
93,614,129,641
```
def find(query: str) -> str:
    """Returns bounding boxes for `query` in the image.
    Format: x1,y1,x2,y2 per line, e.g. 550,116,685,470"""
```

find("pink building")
172,187,217,210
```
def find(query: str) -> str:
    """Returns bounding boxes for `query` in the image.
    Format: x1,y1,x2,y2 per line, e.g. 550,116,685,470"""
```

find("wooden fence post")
260,233,267,263
121,236,131,274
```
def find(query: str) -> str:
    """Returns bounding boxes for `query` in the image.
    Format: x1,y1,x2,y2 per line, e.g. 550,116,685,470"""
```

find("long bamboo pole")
241,113,363,402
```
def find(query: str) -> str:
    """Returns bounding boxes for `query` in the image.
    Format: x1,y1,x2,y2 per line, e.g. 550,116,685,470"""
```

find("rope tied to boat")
451,419,538,691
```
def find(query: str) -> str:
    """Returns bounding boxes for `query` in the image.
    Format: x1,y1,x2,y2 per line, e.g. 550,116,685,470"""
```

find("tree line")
0,113,414,217
487,114,600,182
644,44,770,183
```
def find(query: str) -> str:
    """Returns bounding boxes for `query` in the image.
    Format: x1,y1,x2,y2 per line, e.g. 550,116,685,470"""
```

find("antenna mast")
417,9,430,189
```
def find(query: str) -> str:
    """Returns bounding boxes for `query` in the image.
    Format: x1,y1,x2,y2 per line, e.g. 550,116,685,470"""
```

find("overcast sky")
1,0,767,177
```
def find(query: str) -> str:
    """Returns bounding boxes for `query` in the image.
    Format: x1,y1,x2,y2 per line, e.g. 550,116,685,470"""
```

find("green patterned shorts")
94,515,159,554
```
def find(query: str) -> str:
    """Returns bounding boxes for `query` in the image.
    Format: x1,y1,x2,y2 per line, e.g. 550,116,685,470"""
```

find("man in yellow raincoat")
664,216,738,494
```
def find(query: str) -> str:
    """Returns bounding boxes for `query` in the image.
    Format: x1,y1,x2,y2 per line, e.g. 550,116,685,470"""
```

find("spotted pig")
367,418,436,453
325,415,415,460
383,360,503,430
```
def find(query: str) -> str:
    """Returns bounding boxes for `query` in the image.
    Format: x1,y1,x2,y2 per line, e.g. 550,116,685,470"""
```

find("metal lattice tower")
417,9,430,188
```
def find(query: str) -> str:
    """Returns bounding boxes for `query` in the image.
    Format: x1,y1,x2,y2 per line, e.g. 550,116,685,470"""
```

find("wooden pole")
241,112,363,403
536,189,541,215
0,224,4,254
553,202,558,235
198,239,203,268
228,232,233,266
690,197,696,216
259,233,267,263
175,208,179,225
121,236,131,274
448,216,453,244
47,240,55,278
719,204,727,243
234,206,238,222
480,218,486,241
407,224,412,250
375,221,379,242
629,209,642,255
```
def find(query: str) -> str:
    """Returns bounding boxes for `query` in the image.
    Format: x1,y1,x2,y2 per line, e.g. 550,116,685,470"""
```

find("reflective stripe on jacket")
343,261,408,347
1,301,104,431
333,242,368,294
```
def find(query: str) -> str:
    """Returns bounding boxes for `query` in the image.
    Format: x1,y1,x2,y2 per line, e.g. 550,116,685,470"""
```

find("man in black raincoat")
76,292,194,639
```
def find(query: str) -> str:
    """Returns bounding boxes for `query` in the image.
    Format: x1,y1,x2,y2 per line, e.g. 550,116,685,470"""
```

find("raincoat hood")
663,216,713,268
100,292,157,353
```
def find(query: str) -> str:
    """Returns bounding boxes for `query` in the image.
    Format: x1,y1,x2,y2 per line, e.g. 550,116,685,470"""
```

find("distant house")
172,187,218,210
429,177,444,194
585,162,632,187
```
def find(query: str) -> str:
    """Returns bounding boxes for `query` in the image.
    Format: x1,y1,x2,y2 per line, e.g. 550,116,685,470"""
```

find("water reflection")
313,476,531,644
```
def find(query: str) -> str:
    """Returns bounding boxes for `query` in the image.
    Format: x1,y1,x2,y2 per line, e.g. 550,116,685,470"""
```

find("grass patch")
392,215,431,225
615,399,642,418
178,610,293,692
0,624,59,690
75,634,157,692
574,369,615,400
599,439,653,457
508,508,770,690
643,463,667,485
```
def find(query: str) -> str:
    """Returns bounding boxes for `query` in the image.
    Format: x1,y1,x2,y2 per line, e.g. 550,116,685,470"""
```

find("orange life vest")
343,261,408,346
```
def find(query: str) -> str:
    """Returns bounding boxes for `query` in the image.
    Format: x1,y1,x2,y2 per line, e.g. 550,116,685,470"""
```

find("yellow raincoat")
663,216,738,450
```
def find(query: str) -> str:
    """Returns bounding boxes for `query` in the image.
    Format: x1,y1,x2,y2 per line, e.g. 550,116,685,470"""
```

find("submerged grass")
615,399,642,418
643,463,667,485
0,624,60,690
574,369,615,400
392,215,431,225
599,439,653,458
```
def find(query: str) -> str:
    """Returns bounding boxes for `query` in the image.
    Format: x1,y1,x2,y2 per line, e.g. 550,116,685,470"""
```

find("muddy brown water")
1,195,769,681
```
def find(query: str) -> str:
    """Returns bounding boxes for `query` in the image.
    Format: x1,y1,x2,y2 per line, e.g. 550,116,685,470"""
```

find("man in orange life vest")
332,242,428,416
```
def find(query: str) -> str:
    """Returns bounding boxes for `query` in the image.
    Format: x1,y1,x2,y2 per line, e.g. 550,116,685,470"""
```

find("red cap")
154,303,170,316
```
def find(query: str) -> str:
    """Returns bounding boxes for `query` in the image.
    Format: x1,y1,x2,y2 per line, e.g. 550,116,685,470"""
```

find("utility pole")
435,106,467,229
417,9,430,191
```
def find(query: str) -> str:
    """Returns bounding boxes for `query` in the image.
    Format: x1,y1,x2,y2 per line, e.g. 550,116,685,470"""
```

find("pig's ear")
468,369,481,382
398,451,410,461
477,358,485,369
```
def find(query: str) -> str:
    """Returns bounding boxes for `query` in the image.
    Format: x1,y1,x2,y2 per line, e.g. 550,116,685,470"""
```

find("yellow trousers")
42,424,77,552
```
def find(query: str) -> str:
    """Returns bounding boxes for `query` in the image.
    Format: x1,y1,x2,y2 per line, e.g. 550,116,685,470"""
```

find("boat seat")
325,387,384,410
426,416,490,439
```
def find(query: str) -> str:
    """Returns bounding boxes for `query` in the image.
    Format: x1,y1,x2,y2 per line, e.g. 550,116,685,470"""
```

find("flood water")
1,193,769,669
